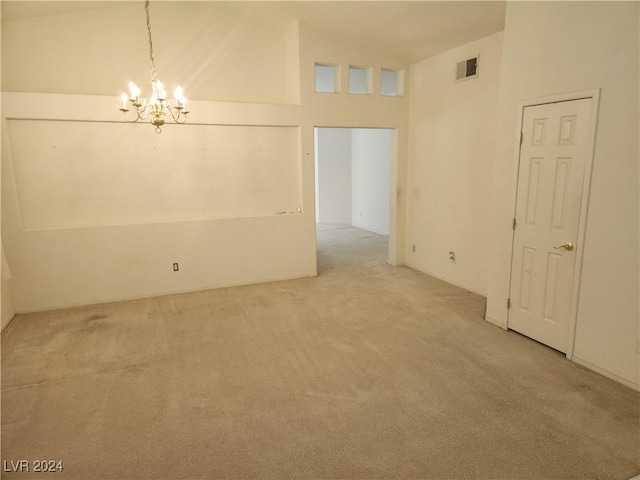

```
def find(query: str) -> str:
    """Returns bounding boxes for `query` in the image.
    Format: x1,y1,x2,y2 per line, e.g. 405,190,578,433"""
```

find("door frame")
507,89,601,360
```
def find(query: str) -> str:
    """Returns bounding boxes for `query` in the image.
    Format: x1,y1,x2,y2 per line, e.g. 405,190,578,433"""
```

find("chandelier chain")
120,0,188,132
145,0,157,82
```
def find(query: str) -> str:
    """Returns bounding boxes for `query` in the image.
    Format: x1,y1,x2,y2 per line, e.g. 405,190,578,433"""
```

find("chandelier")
119,0,188,133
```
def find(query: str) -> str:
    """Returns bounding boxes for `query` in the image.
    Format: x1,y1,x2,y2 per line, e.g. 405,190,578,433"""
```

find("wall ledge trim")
1,92,301,127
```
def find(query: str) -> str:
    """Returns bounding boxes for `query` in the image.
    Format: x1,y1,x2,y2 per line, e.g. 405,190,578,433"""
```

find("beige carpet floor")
2,225,639,479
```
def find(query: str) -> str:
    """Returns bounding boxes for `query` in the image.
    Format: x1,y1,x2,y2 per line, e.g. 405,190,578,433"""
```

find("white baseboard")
1,311,16,332
485,315,507,330
404,262,486,297
12,272,318,315
572,356,640,392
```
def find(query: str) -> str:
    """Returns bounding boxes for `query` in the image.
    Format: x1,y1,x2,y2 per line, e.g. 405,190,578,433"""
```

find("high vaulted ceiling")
2,1,506,64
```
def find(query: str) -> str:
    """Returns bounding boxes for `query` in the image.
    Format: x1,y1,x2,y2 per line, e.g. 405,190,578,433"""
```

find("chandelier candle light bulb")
175,86,186,107
128,82,140,102
119,0,189,133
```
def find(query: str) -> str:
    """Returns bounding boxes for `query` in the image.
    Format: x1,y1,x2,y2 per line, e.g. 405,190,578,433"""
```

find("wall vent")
456,56,478,81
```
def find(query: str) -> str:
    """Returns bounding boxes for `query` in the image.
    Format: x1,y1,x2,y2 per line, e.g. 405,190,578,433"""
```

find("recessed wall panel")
7,119,302,229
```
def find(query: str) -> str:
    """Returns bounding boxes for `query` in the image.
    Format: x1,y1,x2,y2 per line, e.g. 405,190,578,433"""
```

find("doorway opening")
314,127,394,273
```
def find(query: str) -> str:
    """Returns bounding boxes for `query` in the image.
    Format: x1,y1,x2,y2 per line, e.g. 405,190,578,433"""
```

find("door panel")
509,99,592,352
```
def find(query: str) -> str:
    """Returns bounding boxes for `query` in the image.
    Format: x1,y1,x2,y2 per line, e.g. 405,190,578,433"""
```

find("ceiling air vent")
456,56,478,81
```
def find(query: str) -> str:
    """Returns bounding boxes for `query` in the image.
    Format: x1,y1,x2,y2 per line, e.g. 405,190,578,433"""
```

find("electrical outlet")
412,244,416,253
172,263,179,272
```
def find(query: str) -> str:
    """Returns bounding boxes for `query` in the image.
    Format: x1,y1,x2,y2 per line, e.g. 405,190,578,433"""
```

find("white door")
509,98,592,352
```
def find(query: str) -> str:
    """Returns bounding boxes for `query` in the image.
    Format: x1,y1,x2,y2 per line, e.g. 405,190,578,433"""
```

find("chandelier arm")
135,103,148,121
121,109,141,123
166,105,188,124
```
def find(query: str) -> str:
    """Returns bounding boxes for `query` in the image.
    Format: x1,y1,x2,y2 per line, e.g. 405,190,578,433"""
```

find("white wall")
300,24,409,265
0,6,12,330
1,5,311,312
1,94,314,312
7,120,301,229
1,3,300,105
351,128,391,235
1,7,410,312
1,246,16,330
315,128,352,225
406,32,504,295
1,278,14,330
486,2,639,388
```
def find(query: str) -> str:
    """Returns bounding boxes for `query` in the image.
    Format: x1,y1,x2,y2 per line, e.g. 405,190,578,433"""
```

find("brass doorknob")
553,242,574,251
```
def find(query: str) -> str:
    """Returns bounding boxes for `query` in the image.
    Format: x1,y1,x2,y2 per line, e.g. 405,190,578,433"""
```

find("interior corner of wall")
1,242,12,281
1,277,16,332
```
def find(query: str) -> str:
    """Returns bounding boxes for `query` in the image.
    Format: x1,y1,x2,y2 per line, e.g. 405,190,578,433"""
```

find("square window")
381,69,404,96
349,66,371,95
315,64,339,93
